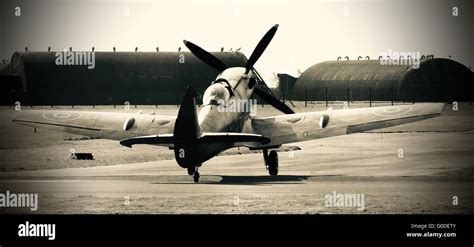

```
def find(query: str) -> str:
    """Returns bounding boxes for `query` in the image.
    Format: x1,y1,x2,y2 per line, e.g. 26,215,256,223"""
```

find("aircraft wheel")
267,150,279,176
187,167,195,176
193,171,200,183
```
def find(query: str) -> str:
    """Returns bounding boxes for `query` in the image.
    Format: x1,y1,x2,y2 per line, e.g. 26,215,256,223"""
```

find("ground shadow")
216,175,310,185
151,175,314,185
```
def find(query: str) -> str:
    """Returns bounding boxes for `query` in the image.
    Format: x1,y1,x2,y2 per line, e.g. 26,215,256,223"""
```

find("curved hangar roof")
4,51,247,105
291,58,472,101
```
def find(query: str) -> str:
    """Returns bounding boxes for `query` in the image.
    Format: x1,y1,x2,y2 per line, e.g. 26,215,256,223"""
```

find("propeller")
253,87,294,114
183,40,228,72
183,25,294,115
245,24,279,74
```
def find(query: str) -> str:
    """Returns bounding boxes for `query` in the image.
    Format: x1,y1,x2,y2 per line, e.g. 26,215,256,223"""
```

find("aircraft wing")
12,109,176,142
250,103,444,147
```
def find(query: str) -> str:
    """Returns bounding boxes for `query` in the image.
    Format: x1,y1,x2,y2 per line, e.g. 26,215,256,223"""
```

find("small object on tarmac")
70,153,94,160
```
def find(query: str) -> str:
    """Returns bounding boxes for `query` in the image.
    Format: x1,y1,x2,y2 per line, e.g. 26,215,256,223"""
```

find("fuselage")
193,67,256,164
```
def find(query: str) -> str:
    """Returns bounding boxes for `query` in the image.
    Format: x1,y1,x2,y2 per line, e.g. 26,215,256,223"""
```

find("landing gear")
193,171,200,183
187,167,195,176
187,166,200,183
264,149,279,176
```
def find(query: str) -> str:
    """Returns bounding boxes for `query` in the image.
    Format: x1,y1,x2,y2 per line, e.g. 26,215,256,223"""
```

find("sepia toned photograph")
0,0,472,242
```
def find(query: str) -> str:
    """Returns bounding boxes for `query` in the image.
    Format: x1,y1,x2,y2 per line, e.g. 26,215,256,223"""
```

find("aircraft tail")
172,86,201,167
174,86,201,142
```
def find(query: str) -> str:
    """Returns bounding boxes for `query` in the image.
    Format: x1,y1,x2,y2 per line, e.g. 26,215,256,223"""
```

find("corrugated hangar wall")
0,51,247,105
281,58,473,102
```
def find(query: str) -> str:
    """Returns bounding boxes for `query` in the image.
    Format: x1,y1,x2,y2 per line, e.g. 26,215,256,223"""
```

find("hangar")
278,57,472,102
0,51,248,105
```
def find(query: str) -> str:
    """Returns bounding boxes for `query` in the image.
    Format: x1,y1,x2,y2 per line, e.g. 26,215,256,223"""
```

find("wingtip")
436,103,445,114
12,110,25,124
422,103,445,115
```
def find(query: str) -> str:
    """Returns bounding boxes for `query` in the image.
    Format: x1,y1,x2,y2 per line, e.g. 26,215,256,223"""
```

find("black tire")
187,167,195,176
268,150,278,176
193,171,200,183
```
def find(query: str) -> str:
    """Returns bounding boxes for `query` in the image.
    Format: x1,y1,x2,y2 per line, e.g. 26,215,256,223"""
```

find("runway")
0,103,473,214
1,132,473,214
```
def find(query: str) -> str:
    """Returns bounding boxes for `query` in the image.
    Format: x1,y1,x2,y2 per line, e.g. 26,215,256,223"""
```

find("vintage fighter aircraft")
13,25,444,182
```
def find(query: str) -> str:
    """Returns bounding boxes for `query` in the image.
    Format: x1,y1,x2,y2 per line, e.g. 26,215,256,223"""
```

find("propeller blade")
245,24,279,73
253,87,294,114
183,40,228,72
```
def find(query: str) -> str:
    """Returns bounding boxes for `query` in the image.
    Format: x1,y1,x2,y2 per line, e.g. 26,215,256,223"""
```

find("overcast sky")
1,0,472,83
